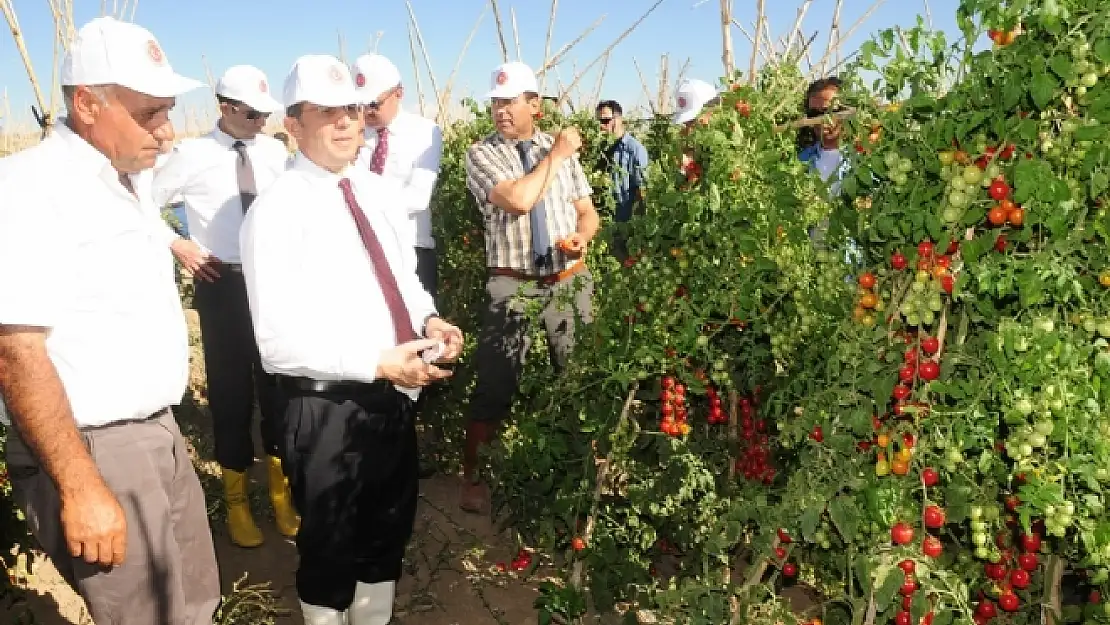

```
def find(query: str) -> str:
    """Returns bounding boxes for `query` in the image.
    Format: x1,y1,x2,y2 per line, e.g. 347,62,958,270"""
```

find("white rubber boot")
300,601,349,625
347,581,395,625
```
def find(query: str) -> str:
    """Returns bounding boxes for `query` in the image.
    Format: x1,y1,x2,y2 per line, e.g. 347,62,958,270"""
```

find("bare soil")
1,311,548,625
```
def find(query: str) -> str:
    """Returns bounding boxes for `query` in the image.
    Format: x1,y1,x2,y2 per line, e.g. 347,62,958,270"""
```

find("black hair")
797,76,843,151
597,100,623,116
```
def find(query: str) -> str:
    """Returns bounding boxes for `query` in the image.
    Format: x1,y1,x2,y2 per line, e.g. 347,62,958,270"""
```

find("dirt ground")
2,311,550,625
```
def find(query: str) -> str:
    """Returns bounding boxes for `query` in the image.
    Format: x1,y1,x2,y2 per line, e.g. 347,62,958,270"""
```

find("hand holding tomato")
558,234,587,258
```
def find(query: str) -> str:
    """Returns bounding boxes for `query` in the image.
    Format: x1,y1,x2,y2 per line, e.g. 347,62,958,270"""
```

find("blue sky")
1,0,965,131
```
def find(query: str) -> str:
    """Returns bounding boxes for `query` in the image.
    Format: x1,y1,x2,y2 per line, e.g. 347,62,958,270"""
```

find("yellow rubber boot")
222,469,264,548
267,456,300,538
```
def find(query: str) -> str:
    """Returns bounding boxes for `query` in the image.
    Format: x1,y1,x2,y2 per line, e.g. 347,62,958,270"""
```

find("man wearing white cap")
149,64,297,549
240,54,463,625
0,16,219,625
351,53,445,479
672,78,720,128
460,61,598,513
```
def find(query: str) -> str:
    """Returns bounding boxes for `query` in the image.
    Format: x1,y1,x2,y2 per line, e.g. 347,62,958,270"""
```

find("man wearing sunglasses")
352,53,445,478
597,99,648,260
240,54,463,625
148,64,297,549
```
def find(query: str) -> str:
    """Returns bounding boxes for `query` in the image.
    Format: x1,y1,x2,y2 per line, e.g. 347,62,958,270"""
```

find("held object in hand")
421,341,446,364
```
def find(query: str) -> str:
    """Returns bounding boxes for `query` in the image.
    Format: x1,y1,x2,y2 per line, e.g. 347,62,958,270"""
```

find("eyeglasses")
597,117,614,125
304,104,363,118
365,87,399,112
231,104,269,121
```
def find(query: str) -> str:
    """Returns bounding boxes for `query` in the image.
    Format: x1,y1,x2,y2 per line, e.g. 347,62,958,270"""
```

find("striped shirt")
465,131,592,274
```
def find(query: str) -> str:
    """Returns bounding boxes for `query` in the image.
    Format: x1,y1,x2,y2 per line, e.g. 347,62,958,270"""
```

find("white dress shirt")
150,128,288,261
0,123,189,428
240,153,437,399
354,109,443,250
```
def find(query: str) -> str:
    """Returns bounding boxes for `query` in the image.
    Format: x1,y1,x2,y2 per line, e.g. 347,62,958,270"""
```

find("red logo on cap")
356,73,366,88
329,66,344,83
147,40,164,65
259,80,268,93
677,95,687,109
495,71,508,85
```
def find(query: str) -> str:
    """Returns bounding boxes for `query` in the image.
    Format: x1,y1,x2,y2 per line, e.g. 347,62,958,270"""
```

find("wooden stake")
748,0,765,85
719,0,734,79
406,20,427,117
732,19,771,64
488,0,510,63
807,0,886,81
657,54,669,114
632,57,656,114
784,0,813,57
923,0,933,29
510,6,522,62
1,0,49,125
825,0,844,74
556,0,666,107
537,14,607,77
404,0,442,115
539,0,558,94
591,51,611,110
438,7,487,126
569,384,639,590
727,391,739,480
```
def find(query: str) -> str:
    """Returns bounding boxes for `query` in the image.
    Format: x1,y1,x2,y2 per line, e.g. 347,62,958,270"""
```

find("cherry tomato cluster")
706,385,726,424
659,376,691,437
988,28,1017,46
734,394,774,484
971,526,1043,622
892,558,937,625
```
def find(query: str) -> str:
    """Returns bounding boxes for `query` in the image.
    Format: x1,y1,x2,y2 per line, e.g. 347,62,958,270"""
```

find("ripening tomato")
976,600,997,619
895,612,912,625
918,241,935,258
891,522,914,545
988,206,1008,226
859,272,877,290
572,537,587,551
923,505,946,528
989,179,1011,201
900,365,917,383
984,563,1007,580
892,252,908,270
1008,207,1025,226
893,385,912,401
1010,569,1030,589
782,562,798,578
919,361,940,381
1020,533,1041,553
922,467,939,487
898,559,916,575
900,577,918,596
941,275,955,294
999,592,1020,612
1018,552,1039,571
921,336,940,355
1000,143,1016,160
923,535,943,558
777,528,792,544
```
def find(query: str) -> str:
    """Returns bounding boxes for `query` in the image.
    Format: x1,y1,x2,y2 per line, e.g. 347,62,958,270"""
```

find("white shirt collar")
212,124,256,148
53,120,113,176
292,152,352,181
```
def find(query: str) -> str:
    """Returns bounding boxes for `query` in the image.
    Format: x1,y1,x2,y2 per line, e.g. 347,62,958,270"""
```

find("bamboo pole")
337,30,347,65
437,7,487,126
824,0,844,75
807,0,886,80
539,0,558,93
510,6,522,61
657,54,669,115
129,0,139,22
488,0,510,63
406,20,427,117
674,57,691,89
1,0,49,126
537,14,607,76
719,0,734,79
923,0,933,29
748,0,765,85
556,0,666,107
591,51,611,110
632,57,656,114
404,0,443,115
732,20,771,64
784,0,813,57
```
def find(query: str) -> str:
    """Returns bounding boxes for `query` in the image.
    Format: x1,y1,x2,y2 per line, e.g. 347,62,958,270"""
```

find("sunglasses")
597,117,614,125
231,104,269,121
365,87,399,112
806,105,846,119
304,104,364,118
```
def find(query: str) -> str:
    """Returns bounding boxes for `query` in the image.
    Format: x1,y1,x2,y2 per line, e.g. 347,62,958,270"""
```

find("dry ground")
1,311,551,625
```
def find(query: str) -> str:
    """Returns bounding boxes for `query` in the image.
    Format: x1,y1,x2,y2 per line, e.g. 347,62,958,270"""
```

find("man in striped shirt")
461,61,599,513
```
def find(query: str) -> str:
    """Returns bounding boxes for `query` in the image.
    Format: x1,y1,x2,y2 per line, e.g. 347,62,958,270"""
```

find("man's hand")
552,128,583,160
377,338,454,387
170,239,221,282
558,233,588,258
423,317,464,362
60,479,127,567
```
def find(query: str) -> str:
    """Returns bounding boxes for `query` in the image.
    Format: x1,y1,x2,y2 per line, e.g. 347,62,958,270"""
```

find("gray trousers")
468,268,594,423
6,409,221,625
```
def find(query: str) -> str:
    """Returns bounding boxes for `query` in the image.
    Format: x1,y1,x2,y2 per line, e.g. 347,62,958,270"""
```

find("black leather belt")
276,375,393,396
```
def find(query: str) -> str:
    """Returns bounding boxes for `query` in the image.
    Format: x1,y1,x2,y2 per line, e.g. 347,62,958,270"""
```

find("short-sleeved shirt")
465,131,592,275
0,123,190,428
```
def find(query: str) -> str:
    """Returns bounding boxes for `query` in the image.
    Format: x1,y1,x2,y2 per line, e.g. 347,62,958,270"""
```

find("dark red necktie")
369,127,389,174
338,177,418,345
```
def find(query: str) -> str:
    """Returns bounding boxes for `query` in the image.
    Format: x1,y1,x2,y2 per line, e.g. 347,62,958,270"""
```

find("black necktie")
516,139,553,269
232,141,257,212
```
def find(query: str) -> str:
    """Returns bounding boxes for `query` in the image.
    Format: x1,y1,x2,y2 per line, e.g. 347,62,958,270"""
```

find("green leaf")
799,500,824,542
932,610,955,625
828,495,860,541
1030,71,1057,110
1048,55,1074,80
1092,172,1109,199
875,566,905,611
1095,39,1110,64
1075,124,1108,142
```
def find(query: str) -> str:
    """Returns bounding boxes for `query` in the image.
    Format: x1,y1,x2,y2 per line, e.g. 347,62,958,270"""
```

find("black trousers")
279,379,419,611
193,269,280,471
414,246,437,301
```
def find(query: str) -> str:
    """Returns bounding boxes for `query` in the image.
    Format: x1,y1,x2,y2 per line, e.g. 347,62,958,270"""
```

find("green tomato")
984,506,1000,522
1034,317,1055,334
973,532,988,546
1034,420,1054,436
970,505,984,520
885,152,901,168
920,310,936,326
696,335,710,348
975,546,991,560
950,176,968,192
1062,119,1080,134
1020,443,1034,457
1029,432,1047,448
899,158,914,173
1098,320,1110,338
1083,318,1099,333
984,163,1002,181
1083,72,1100,88
916,269,931,283
943,206,962,223
891,171,908,186
939,166,954,181
906,313,921,327
972,520,988,532
1064,501,1076,516
902,300,918,315
949,190,969,208
928,294,944,312
1015,398,1034,416
963,165,984,185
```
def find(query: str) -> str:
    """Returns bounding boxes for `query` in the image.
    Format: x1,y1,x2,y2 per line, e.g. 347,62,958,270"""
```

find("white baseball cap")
283,55,360,108
351,54,402,104
61,16,203,98
216,65,283,113
672,79,719,125
485,61,539,100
